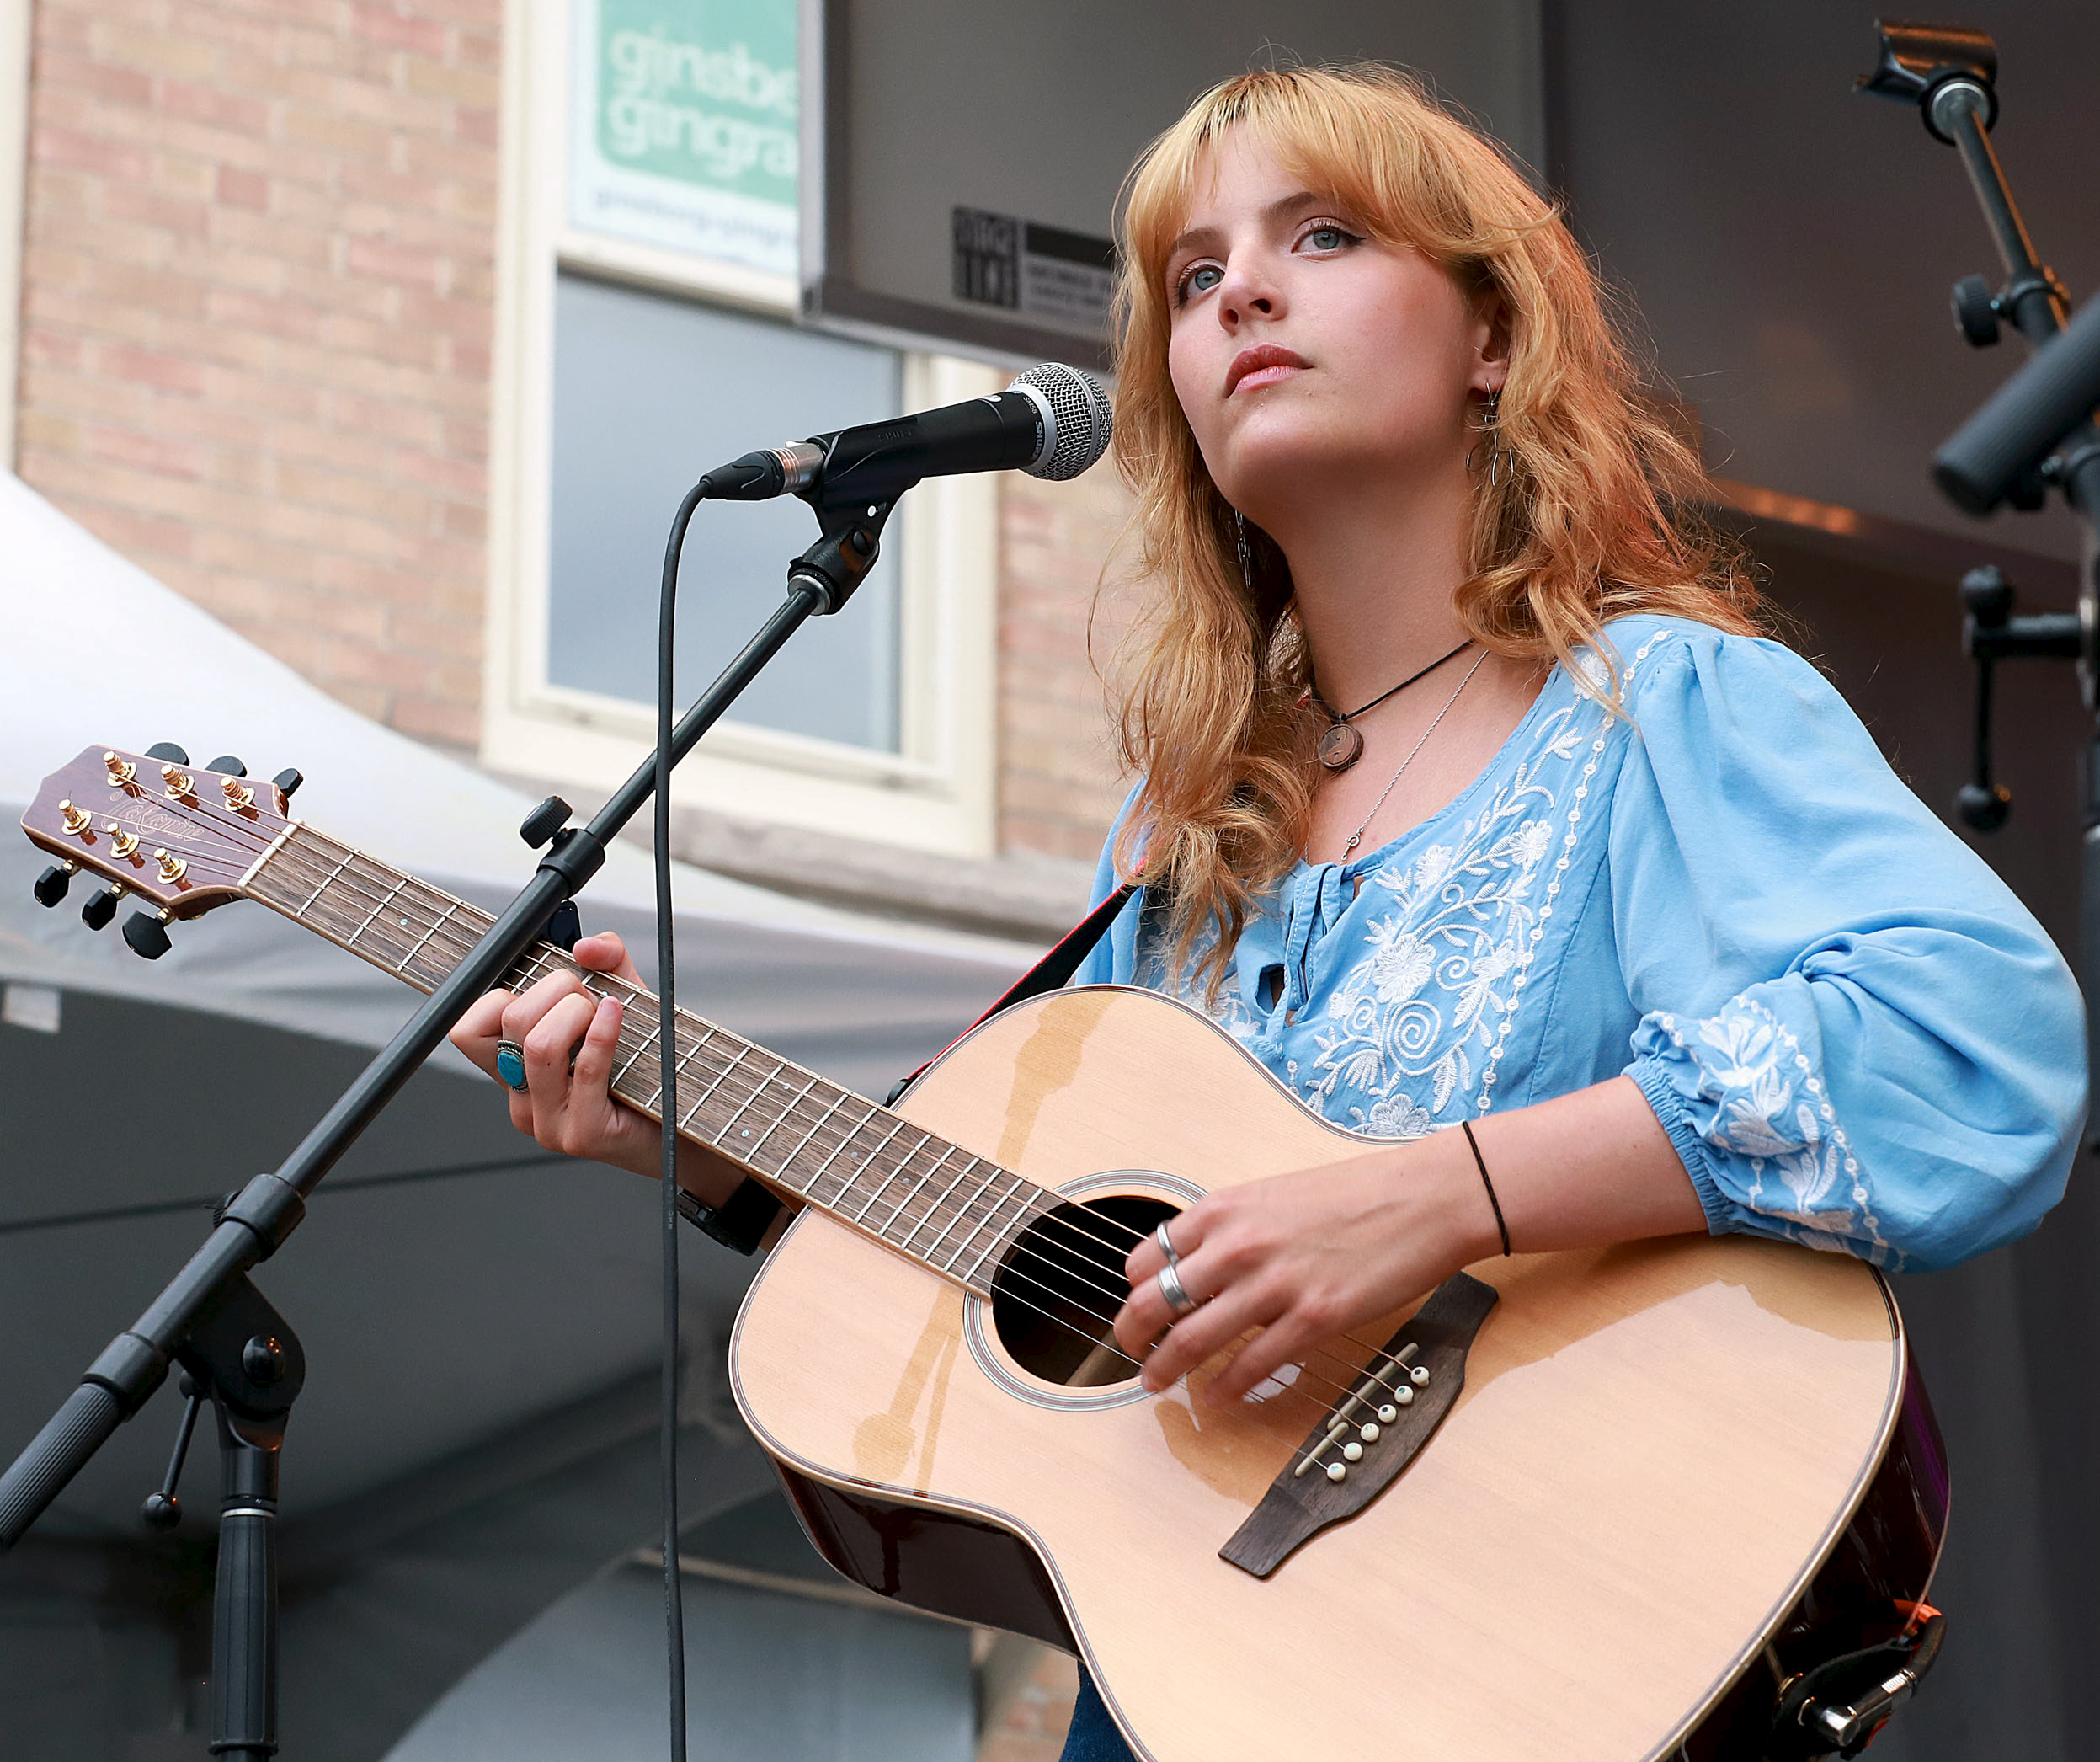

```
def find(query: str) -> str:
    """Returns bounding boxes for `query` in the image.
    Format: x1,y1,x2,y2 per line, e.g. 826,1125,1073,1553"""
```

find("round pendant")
1317,722,1365,772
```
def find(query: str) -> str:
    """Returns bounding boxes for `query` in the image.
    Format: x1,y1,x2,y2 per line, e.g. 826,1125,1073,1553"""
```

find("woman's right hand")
449,931,665,1178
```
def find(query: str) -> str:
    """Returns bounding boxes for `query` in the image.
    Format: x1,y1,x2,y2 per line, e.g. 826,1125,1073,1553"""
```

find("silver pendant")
1317,723,1364,772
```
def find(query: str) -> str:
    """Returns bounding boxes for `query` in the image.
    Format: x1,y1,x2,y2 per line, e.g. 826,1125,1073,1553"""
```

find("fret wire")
866,1129,935,1236
883,1143,953,1250
934,1160,1011,1271
873,1129,943,1233
898,1148,973,1254
254,836,1085,1298
961,1172,1032,1284
744,1072,820,1163
805,1104,882,1202
706,1050,790,1143
295,846,357,916
345,876,411,953
763,1091,848,1194
844,1122,911,1222
674,1028,747,1133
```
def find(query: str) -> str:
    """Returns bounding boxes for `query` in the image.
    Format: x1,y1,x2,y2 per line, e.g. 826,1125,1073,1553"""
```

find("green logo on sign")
597,0,797,204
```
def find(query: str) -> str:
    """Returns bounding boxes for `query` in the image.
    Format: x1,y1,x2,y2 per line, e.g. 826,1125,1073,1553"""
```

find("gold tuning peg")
104,822,141,859
102,751,136,785
220,776,255,809
59,799,92,836
161,764,194,798
154,849,188,884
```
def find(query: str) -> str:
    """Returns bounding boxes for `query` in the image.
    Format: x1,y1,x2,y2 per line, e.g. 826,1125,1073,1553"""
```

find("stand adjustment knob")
520,795,572,848
33,863,75,907
123,910,173,960
1951,274,2001,348
82,887,124,931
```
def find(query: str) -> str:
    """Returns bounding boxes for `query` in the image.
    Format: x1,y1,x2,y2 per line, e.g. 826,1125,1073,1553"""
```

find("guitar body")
731,986,1946,1762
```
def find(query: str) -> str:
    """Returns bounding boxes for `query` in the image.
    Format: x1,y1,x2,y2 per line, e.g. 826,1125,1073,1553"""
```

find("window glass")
546,274,903,751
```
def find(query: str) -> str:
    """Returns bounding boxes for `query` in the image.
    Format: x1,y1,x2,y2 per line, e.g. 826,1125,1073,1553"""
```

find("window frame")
486,0,999,857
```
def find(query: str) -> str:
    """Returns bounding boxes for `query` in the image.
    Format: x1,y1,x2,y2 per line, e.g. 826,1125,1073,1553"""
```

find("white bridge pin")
1359,1422,1380,1442
1409,1364,1430,1387
1341,1441,1364,1463
1377,1403,1399,1423
1324,1462,1348,1483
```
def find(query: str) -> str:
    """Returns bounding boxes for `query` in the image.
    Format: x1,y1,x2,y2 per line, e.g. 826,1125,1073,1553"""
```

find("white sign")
568,0,799,277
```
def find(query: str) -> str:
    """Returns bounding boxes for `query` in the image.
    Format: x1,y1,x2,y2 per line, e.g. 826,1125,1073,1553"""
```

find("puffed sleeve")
1611,625,2085,1272
1072,783,1146,987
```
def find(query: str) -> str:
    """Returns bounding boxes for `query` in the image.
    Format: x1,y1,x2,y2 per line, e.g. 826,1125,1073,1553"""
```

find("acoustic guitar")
23,746,1948,1761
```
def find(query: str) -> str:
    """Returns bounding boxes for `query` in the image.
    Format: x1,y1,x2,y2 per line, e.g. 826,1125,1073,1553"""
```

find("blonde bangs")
1106,65,1760,1000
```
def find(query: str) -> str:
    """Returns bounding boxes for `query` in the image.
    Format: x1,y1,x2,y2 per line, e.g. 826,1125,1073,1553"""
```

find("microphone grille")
1011,363,1113,481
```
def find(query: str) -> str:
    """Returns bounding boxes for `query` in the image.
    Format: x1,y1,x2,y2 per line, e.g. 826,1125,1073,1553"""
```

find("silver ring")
1156,1263,1200,1317
1154,1220,1181,1268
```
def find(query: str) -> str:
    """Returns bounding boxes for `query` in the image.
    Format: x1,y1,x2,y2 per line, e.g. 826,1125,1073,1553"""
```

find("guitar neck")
242,822,1046,1292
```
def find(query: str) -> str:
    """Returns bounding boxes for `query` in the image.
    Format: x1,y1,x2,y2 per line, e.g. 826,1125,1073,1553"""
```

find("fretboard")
243,823,1049,1293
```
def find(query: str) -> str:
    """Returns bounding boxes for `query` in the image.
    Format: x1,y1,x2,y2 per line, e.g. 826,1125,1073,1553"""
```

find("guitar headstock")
21,745,297,951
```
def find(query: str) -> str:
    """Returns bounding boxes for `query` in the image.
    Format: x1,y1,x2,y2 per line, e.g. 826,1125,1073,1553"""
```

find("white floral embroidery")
1648,996,1892,1267
1134,629,1679,1138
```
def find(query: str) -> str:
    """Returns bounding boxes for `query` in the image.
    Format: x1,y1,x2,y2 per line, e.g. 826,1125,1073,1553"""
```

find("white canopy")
0,473,1032,1543
0,469,1032,1086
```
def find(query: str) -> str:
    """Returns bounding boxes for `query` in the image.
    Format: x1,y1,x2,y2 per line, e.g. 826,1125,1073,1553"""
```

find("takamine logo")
603,29,797,187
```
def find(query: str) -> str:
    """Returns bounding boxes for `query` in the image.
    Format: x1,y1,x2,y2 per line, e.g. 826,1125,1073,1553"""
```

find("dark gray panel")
1550,3,2099,559
807,0,1545,361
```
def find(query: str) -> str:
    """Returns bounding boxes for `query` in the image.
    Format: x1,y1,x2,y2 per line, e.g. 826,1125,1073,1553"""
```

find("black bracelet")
1458,1119,1511,1257
676,1178,783,1256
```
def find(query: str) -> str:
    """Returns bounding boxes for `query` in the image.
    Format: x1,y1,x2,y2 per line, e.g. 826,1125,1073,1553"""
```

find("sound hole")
989,1194,1179,1389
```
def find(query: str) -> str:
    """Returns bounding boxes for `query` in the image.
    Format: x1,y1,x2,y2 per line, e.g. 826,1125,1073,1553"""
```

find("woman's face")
1162,128,1502,528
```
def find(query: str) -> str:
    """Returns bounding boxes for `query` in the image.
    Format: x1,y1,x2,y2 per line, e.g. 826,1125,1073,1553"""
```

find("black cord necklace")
1306,638,1475,772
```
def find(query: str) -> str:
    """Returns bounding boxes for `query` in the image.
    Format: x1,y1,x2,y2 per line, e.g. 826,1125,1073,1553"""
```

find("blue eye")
1304,225,1352,252
1177,263,1223,302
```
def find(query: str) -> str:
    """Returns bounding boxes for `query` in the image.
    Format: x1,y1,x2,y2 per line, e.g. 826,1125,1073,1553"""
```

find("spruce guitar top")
24,746,1949,1761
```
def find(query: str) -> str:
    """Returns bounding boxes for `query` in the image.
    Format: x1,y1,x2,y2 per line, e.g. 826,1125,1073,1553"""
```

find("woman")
455,63,2083,1761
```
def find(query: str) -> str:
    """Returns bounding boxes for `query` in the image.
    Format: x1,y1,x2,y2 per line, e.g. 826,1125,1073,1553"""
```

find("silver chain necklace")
1340,649,1491,857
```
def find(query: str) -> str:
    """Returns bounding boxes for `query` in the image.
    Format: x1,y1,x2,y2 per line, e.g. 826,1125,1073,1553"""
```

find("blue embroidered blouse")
1073,616,2085,1273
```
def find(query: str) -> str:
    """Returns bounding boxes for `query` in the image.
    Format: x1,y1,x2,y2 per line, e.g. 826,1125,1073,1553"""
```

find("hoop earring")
1234,510,1255,590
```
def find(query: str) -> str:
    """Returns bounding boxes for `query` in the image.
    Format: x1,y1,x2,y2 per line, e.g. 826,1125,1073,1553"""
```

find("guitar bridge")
1219,1272,1499,1578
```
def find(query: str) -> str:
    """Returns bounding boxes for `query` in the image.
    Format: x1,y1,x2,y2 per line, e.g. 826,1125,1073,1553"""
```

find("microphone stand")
0,487,898,1755
1859,23,2100,1144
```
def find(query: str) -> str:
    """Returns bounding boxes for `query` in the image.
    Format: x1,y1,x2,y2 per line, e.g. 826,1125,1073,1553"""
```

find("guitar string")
137,811,1431,1409
171,822,1430,1415
242,830,1435,1407
103,800,1181,1385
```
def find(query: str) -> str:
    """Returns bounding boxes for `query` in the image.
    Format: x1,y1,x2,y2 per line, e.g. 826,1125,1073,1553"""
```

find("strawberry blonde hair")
1107,62,1760,995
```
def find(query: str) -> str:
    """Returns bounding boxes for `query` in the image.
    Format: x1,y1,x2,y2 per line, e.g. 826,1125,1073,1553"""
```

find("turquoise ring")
495,1039,530,1092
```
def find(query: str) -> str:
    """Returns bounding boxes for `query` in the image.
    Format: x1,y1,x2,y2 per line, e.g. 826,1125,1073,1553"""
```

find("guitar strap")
684,881,1141,1255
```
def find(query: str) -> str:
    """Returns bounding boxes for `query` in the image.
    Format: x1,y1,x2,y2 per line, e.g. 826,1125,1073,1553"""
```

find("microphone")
1935,292,2100,515
699,362,1113,506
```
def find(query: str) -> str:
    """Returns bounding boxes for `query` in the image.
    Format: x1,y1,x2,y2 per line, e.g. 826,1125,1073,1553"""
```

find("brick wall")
998,463,1140,862
15,0,498,747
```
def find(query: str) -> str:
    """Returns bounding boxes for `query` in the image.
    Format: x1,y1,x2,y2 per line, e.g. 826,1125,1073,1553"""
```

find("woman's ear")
1469,286,1511,396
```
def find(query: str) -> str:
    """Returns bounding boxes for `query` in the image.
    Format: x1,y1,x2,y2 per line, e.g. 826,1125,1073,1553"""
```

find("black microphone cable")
653,478,709,1762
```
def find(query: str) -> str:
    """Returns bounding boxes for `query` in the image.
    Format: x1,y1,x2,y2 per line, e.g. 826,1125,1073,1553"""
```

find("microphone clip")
785,493,898,617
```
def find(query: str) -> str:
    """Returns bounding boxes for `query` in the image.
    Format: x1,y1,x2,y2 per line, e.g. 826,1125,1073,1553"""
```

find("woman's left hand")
1114,1135,1495,1407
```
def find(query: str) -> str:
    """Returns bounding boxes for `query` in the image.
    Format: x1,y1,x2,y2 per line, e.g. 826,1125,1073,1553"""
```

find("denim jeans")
1058,1669,1137,1762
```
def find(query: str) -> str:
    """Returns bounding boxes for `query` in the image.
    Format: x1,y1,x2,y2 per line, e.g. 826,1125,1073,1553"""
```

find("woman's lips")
1225,346,1310,395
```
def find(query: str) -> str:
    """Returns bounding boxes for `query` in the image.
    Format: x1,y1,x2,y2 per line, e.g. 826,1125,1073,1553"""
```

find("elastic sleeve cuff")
1624,1054,1730,1236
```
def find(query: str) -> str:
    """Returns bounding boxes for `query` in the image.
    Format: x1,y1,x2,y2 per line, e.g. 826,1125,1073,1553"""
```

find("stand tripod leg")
210,1401,284,1759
